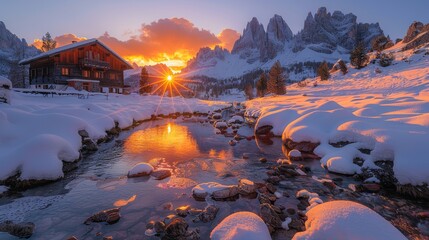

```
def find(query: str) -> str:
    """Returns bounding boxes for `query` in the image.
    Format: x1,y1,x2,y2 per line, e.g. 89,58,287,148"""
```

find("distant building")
19,39,133,93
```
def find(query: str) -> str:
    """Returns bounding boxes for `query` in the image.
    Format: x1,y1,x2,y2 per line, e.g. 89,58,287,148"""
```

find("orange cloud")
32,34,87,49
217,29,240,51
31,18,239,72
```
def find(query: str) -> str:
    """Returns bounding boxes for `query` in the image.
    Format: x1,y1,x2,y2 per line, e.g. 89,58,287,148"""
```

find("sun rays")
137,66,202,115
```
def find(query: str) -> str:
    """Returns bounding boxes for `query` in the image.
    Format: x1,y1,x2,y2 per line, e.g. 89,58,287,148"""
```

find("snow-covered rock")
214,121,228,130
293,200,407,240
127,162,154,178
288,149,302,161
192,182,239,200
210,211,271,240
228,115,244,124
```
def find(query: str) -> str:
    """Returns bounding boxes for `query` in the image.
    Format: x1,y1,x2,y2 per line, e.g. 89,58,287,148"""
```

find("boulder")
193,205,219,223
82,138,98,152
78,129,89,138
255,125,273,135
288,149,302,161
0,221,35,238
192,182,239,201
259,203,283,233
151,169,171,180
176,205,191,217
284,139,319,153
84,208,120,225
238,179,256,195
127,162,154,178
164,218,188,239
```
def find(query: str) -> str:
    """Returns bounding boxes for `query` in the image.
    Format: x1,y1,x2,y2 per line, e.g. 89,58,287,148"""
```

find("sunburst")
139,66,202,115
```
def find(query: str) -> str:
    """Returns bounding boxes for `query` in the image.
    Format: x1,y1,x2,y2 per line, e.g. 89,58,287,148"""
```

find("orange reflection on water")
113,195,137,207
124,122,199,159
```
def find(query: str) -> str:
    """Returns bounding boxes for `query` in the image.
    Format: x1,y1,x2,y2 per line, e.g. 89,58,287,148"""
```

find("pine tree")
371,35,393,54
350,42,369,69
268,61,286,95
317,61,330,81
41,32,56,52
139,67,151,94
338,60,348,75
256,72,268,97
245,83,254,100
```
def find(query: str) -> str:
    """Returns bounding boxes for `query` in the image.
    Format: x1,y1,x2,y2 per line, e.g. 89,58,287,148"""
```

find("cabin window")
109,73,116,80
99,72,104,79
94,72,100,79
61,68,69,76
82,70,90,78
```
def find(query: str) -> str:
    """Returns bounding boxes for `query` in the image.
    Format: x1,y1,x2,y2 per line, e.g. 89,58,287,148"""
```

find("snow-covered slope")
181,7,384,80
245,44,429,186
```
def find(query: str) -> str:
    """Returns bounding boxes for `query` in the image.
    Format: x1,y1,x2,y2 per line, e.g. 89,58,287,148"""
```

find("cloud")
32,34,87,49
54,34,87,47
217,29,240,51
31,18,240,72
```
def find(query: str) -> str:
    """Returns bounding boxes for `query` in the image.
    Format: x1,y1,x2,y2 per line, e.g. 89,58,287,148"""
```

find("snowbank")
210,211,271,240
293,200,406,240
246,50,429,185
0,92,229,183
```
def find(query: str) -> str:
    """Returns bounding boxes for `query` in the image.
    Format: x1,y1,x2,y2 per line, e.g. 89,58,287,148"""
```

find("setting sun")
167,75,173,82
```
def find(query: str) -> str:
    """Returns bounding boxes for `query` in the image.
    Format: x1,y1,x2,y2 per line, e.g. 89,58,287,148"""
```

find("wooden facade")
20,39,133,93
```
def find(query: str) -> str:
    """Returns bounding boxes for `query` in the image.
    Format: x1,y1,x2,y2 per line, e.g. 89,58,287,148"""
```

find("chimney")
72,41,77,44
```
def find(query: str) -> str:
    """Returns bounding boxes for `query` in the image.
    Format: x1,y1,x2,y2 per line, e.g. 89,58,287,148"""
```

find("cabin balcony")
79,58,110,69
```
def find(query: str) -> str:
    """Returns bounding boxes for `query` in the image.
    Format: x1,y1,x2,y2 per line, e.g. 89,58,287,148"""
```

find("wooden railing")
79,58,110,69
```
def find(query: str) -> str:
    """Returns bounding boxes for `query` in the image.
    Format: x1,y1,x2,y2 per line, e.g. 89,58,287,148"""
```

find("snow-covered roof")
0,76,12,87
19,38,133,69
66,79,100,83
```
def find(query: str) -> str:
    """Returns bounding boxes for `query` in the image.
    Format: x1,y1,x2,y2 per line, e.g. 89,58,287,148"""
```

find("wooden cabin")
19,39,133,93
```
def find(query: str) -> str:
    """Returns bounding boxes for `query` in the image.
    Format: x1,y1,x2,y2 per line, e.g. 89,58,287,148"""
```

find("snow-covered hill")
181,7,385,80
245,43,429,187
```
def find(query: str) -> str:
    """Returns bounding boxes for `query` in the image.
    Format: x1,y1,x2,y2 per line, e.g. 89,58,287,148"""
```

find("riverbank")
0,92,230,191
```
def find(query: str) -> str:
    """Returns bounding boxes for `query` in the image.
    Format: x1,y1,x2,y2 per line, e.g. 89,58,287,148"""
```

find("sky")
1,0,428,71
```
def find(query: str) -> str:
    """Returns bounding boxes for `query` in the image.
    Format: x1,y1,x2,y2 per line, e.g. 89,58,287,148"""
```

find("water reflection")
124,122,199,162
113,194,136,207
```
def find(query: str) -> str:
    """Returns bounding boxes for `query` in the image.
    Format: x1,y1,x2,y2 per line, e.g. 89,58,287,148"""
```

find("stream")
0,109,428,239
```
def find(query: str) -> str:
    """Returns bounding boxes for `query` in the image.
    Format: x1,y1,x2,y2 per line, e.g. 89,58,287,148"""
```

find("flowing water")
0,112,428,239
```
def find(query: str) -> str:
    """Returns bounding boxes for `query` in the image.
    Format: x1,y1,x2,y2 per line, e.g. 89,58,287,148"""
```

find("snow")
127,162,154,177
296,189,323,211
292,200,407,240
0,75,12,87
288,149,302,158
210,211,271,240
192,182,235,195
0,185,8,194
0,92,229,182
214,121,228,129
282,217,292,230
228,115,244,124
19,39,132,68
246,46,429,185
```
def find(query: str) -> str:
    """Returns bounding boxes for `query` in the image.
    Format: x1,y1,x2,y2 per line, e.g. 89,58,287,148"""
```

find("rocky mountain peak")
402,21,429,50
231,17,266,62
297,7,383,52
403,21,429,43
267,14,293,43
